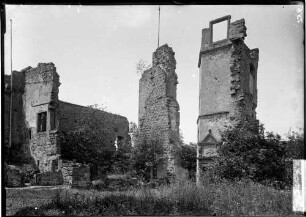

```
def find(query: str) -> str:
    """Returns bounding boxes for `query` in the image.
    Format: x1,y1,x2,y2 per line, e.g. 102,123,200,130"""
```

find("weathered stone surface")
139,44,186,180
4,72,28,162
5,62,130,187
61,160,91,188
34,171,63,186
22,63,61,172
229,19,247,41
197,16,259,183
5,164,25,187
58,101,130,147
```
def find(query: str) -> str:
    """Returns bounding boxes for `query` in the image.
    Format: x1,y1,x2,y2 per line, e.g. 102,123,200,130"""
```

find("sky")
4,5,304,143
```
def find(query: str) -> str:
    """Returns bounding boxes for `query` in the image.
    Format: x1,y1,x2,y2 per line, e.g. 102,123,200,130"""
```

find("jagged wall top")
198,16,248,67
152,44,176,68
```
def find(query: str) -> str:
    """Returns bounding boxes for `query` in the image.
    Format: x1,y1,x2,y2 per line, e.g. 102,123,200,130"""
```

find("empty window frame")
115,136,124,150
209,15,231,43
37,112,47,133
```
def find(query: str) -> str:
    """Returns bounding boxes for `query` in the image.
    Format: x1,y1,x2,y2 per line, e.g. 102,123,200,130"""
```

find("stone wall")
34,171,63,186
61,160,91,188
58,101,130,149
5,164,25,187
197,16,259,183
23,63,61,172
138,44,184,179
4,72,30,162
4,61,132,186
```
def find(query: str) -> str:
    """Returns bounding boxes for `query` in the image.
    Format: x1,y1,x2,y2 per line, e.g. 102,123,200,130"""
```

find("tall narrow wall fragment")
139,44,184,179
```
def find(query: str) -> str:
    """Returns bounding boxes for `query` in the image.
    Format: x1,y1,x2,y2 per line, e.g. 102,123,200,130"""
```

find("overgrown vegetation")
204,121,304,189
10,179,298,216
136,59,151,76
131,130,166,182
180,143,197,179
60,104,117,174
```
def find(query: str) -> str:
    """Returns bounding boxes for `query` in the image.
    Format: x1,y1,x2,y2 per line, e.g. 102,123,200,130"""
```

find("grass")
6,180,300,216
5,186,64,216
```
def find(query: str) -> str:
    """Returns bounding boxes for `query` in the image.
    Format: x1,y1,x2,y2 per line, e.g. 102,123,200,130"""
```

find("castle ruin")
4,63,130,186
138,44,186,180
197,16,259,183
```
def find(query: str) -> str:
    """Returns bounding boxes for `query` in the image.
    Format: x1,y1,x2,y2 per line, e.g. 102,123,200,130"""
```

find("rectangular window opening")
249,74,254,95
212,20,228,42
37,112,47,133
50,110,56,130
115,136,124,151
29,129,32,139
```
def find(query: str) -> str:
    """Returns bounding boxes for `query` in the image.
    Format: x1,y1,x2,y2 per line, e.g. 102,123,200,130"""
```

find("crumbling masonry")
197,16,259,183
139,44,186,180
4,63,129,187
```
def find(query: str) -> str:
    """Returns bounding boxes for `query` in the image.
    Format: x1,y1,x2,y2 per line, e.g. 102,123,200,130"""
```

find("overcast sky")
4,5,304,143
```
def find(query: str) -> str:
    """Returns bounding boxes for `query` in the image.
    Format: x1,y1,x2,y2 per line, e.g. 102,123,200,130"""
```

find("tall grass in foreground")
13,179,296,216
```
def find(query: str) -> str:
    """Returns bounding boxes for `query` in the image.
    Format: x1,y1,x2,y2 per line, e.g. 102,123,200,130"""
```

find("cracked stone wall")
139,44,185,179
5,62,131,185
197,16,259,183
23,63,61,172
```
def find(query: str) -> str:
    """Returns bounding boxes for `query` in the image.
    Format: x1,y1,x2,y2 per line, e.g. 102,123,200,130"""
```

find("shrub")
131,130,166,182
207,121,292,188
180,143,197,179
60,104,117,174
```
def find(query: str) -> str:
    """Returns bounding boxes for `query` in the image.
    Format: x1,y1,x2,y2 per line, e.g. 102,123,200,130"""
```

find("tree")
136,59,151,76
207,121,289,188
180,143,197,179
60,104,116,174
131,130,165,181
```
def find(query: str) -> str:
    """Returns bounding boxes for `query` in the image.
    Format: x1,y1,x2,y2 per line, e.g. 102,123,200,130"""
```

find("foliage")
204,121,304,189
180,143,197,179
136,59,151,76
6,143,32,165
282,129,304,187
110,122,138,174
9,179,295,216
129,121,138,134
206,121,286,187
131,130,165,182
111,147,132,174
60,104,116,173
284,129,304,160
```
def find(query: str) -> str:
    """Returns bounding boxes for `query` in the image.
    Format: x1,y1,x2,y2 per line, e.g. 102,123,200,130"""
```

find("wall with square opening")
209,15,231,43
212,20,228,42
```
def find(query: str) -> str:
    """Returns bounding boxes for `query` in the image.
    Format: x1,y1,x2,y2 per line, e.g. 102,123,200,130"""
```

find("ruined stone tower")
197,16,259,183
139,44,184,179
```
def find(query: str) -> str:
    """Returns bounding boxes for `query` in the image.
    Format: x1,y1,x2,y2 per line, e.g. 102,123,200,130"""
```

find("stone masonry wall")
4,72,27,155
5,62,131,187
197,16,259,183
4,70,37,164
23,63,61,172
139,44,182,179
60,160,91,188
58,101,130,149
